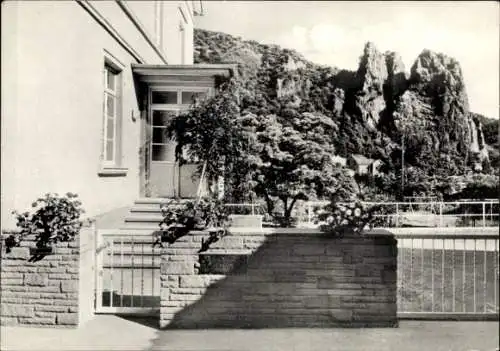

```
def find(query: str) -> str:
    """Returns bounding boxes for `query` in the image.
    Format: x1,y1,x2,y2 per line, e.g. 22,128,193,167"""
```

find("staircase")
121,198,186,230
121,198,263,230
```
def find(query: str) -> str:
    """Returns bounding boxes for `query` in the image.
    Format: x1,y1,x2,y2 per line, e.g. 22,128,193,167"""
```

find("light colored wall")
79,225,96,326
118,0,194,64
124,0,156,44
358,165,369,175
1,1,194,229
162,1,194,64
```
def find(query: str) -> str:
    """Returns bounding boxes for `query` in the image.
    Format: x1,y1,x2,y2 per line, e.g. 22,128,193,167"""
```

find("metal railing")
224,203,264,215
394,229,499,320
95,228,499,320
298,200,499,228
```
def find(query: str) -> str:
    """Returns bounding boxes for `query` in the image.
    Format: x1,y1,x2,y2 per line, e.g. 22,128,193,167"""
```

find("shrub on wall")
155,197,231,252
316,200,388,237
4,193,84,254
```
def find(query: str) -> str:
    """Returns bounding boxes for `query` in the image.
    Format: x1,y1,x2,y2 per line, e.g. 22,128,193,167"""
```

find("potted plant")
316,200,387,237
5,193,84,255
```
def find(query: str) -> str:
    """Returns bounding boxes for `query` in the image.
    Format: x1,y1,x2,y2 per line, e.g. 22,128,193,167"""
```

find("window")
181,91,207,105
104,65,118,163
151,110,177,162
149,88,211,165
150,88,209,107
100,56,126,176
152,91,177,104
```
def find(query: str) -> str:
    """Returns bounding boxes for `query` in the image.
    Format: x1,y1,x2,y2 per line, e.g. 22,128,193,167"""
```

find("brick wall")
0,226,94,327
159,229,398,328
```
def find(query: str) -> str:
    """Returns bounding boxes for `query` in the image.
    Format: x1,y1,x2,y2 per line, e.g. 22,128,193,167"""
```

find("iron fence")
394,229,499,320
298,200,499,228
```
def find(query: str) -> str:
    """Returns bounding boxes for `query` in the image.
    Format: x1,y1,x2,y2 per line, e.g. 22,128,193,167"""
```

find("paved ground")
1,315,498,351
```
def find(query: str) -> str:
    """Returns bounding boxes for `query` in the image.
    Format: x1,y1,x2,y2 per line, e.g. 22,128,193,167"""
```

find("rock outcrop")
193,29,494,174
353,43,408,131
393,49,489,170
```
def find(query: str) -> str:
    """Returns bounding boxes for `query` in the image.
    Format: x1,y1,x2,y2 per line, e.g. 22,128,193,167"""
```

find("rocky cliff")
194,29,493,175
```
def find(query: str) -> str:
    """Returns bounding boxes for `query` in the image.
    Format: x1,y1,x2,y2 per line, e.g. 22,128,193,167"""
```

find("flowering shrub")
316,201,387,237
154,198,231,251
5,193,84,253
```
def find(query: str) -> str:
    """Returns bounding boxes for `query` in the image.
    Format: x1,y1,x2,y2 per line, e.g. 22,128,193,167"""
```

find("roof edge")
132,63,238,77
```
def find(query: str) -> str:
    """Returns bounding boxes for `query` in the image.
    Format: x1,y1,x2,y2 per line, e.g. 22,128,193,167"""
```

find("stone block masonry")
1,233,83,327
159,229,398,328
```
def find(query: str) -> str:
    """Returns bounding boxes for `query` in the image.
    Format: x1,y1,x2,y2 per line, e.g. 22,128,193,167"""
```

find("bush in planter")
154,198,231,252
5,193,84,254
316,200,388,237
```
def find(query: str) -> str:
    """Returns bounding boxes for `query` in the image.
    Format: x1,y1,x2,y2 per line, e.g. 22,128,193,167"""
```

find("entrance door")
148,88,210,198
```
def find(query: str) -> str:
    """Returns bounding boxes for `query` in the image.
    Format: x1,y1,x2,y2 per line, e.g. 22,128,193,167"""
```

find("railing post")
395,203,399,227
482,202,486,227
439,202,443,227
308,202,312,225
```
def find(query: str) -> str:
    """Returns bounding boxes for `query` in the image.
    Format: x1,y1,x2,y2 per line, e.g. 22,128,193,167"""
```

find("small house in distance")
331,155,347,167
347,154,383,176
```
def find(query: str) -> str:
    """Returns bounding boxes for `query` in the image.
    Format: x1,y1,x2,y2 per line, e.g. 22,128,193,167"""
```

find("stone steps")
121,198,263,230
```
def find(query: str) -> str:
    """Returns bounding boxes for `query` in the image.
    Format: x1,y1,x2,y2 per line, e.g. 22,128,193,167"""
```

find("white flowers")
315,201,381,237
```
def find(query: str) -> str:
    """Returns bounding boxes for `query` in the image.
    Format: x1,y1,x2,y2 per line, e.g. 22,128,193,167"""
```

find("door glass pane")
105,140,114,161
106,118,114,139
152,91,177,104
152,144,175,162
181,91,206,105
106,69,115,90
106,94,115,117
152,127,168,144
152,110,176,126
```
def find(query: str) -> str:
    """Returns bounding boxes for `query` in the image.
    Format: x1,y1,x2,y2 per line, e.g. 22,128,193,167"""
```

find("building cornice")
76,0,145,63
76,0,169,65
183,1,195,22
115,1,168,64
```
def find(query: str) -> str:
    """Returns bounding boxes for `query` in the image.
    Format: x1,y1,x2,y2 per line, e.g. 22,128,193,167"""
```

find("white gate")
95,230,161,315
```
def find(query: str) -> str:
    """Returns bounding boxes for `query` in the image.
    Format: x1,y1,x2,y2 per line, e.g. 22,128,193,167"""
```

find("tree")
247,112,357,220
168,79,357,222
453,174,499,200
167,79,256,202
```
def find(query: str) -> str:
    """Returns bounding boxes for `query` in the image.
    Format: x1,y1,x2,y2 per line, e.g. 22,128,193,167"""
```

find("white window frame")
100,52,126,176
149,86,211,109
149,86,212,164
103,65,119,165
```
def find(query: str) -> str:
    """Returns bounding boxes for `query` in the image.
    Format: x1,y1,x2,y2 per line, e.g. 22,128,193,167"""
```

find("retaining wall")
0,226,95,327
159,229,398,328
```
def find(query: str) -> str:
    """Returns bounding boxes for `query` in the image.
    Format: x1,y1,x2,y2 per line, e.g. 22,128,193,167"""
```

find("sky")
195,1,499,119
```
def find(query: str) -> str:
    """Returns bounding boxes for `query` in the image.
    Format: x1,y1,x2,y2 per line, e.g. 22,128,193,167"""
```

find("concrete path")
1,315,499,351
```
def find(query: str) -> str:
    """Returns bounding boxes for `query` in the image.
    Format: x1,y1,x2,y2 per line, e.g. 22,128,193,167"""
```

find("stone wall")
0,226,94,327
159,229,398,328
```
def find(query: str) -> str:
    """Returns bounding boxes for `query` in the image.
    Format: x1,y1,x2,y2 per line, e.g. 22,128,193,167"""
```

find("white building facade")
1,1,232,230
